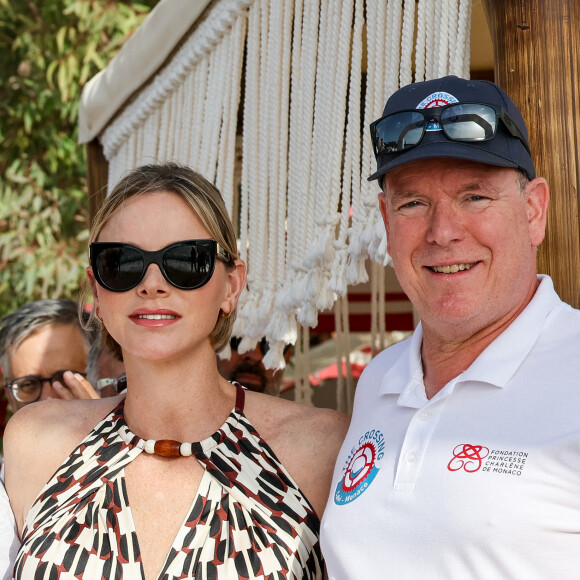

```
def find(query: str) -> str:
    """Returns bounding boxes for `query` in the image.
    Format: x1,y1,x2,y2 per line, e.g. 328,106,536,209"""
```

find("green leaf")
23,110,32,133
55,26,67,55
46,59,58,88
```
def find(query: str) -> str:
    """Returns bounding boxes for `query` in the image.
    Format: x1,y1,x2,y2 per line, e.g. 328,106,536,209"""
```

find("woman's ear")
222,259,247,313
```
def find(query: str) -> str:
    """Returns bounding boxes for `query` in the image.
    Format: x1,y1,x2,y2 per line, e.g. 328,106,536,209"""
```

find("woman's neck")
121,345,236,442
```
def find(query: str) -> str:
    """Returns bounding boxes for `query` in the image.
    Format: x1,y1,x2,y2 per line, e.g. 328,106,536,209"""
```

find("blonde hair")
85,163,239,359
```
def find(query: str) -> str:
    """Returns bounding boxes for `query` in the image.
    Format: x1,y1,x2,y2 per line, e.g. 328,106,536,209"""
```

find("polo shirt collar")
461,275,559,387
379,323,424,404
378,275,561,406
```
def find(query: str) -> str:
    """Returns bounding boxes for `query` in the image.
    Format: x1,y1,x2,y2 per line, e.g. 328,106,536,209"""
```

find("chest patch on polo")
334,429,385,505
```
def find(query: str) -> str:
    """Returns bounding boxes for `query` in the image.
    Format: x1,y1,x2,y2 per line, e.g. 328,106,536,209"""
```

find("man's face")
217,340,284,395
379,158,548,342
6,323,88,412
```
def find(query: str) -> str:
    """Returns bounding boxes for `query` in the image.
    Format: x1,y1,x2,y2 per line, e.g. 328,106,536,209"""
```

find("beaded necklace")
117,382,245,458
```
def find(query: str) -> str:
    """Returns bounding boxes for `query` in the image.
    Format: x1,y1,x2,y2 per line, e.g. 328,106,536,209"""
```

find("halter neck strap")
234,381,245,412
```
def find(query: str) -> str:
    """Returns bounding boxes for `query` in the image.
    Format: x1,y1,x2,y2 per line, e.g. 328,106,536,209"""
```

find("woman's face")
88,191,244,364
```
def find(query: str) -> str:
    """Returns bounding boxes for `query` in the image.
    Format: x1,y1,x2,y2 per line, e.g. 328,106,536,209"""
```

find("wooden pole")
86,139,109,226
482,0,580,307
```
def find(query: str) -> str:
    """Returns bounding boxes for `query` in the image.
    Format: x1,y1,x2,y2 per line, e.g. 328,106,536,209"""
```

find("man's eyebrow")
387,190,421,204
460,181,501,194
386,179,500,202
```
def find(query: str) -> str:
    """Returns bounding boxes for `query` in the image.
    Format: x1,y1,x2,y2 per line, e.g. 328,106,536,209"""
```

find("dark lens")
259,337,270,356
374,111,426,154
441,104,496,141
230,336,242,350
12,377,42,403
164,243,213,289
96,246,144,291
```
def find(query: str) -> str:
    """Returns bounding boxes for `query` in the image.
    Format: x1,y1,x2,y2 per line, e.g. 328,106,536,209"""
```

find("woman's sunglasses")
89,239,232,292
370,102,531,157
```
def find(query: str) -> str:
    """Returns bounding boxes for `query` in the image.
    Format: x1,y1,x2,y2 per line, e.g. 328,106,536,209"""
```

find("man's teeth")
137,314,177,319
431,263,476,274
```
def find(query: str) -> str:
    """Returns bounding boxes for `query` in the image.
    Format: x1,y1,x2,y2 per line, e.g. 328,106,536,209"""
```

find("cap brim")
368,141,522,182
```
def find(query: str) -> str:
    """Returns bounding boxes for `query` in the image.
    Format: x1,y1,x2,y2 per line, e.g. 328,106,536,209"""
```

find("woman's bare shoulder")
246,392,349,443
244,393,350,515
4,397,122,529
5,396,121,449
278,399,350,467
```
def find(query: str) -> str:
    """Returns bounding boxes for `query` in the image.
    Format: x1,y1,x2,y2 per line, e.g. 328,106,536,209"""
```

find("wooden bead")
154,439,182,458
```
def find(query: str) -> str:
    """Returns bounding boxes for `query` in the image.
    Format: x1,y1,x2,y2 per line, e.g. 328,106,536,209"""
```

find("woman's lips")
129,309,181,327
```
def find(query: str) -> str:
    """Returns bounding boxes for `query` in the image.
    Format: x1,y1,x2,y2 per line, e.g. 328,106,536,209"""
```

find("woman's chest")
124,456,207,579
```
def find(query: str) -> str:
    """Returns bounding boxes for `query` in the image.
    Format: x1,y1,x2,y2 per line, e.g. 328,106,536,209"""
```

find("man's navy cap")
368,75,536,182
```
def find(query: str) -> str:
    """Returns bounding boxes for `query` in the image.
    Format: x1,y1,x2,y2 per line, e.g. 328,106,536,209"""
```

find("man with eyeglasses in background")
217,336,292,396
0,298,98,575
321,76,580,578
0,299,99,416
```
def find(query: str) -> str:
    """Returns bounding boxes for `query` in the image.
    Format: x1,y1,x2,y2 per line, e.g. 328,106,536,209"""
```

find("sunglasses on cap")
370,102,531,157
89,239,232,292
4,370,86,403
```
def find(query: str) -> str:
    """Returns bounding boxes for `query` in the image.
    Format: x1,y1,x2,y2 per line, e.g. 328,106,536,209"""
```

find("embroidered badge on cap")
334,429,385,505
416,91,459,132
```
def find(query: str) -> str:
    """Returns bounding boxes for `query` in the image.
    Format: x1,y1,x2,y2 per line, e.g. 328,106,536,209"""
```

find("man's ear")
525,177,550,248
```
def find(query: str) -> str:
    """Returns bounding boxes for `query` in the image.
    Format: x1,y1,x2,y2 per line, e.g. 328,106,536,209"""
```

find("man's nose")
243,345,263,361
425,202,465,246
39,380,57,401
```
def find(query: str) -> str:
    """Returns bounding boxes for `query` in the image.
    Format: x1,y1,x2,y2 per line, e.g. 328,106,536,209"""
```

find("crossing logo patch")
334,429,384,505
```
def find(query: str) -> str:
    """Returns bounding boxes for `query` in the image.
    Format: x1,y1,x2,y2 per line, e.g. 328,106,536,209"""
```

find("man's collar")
379,324,423,398
460,275,559,387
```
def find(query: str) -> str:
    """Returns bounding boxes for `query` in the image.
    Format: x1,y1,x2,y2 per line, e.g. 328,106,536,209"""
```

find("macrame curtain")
99,0,472,408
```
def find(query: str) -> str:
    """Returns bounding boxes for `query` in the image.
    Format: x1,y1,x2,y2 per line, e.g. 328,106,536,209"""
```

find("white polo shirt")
321,276,580,579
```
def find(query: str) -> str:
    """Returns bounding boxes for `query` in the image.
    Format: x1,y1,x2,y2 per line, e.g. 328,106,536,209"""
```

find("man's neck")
420,276,540,399
421,335,491,399
421,311,523,399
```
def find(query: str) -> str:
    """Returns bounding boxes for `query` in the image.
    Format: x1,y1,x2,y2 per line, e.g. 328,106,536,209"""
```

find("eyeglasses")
96,374,127,396
4,370,86,403
89,239,232,292
230,336,292,356
370,102,531,157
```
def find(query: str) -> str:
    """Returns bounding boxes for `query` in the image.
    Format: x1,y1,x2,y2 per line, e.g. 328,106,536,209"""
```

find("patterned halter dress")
14,384,322,579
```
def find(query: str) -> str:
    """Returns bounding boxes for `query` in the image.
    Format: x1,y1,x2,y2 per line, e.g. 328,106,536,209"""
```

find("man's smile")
427,262,479,274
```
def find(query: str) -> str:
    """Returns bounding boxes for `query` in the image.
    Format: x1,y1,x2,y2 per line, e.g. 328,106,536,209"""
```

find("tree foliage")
0,0,157,317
